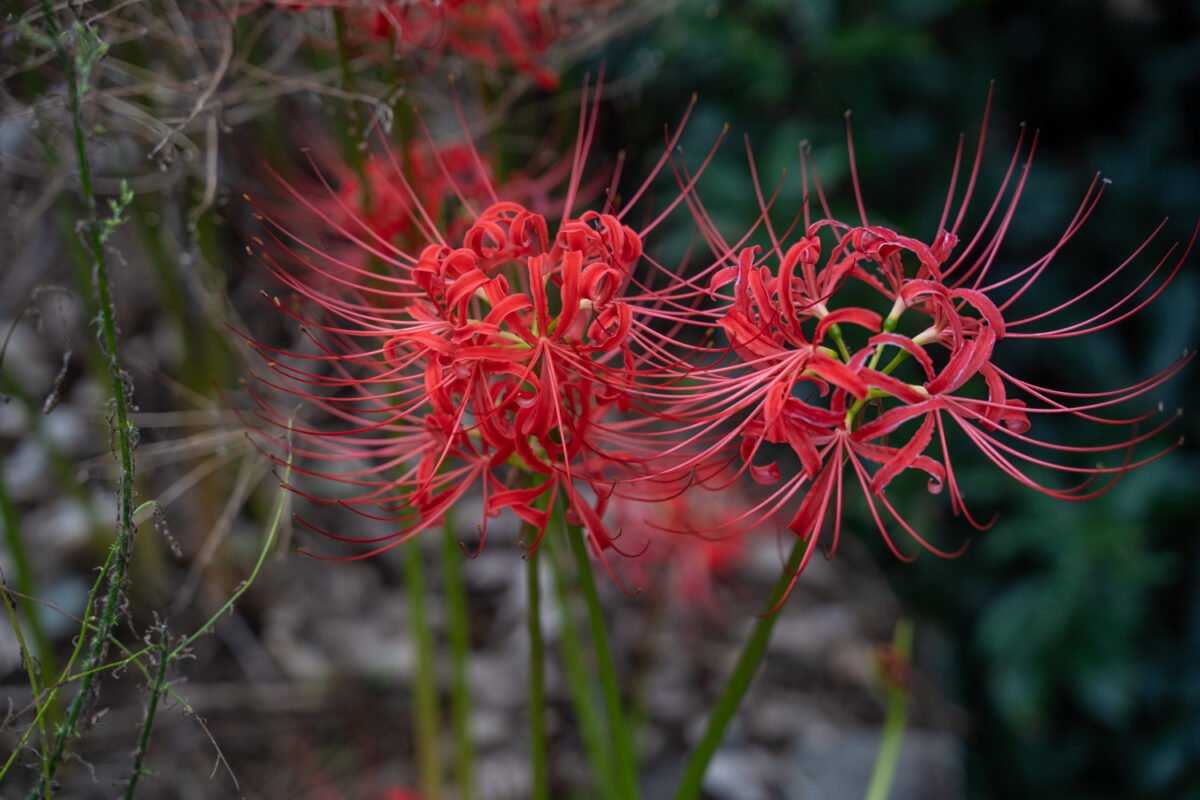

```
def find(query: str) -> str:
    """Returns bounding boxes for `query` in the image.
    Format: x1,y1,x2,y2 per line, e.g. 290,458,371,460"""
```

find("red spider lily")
217,0,606,89
235,83,727,576
366,0,589,90
257,143,498,290
272,138,567,287
645,92,1194,609
331,144,494,245
605,485,759,613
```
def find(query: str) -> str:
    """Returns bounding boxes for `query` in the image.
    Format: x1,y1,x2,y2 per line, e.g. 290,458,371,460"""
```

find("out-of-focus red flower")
380,789,421,800
264,138,567,297
331,144,491,245
237,87,725,575
605,486,759,613
225,0,611,89
367,0,589,90
648,92,1194,608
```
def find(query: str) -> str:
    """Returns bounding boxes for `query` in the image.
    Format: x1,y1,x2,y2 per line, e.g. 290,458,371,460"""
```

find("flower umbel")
237,84,726,575
646,94,1193,607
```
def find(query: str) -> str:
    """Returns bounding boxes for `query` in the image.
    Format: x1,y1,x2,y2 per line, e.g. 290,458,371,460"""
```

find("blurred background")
2,0,1198,798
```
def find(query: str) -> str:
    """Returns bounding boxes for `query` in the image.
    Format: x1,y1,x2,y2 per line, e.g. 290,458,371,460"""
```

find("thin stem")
123,631,170,800
402,540,443,800
863,619,914,800
15,536,118,796
672,535,808,800
525,541,549,800
826,322,853,362
169,447,292,660
565,521,640,800
440,516,475,800
332,9,369,211
34,6,140,794
846,349,914,428
0,565,52,796
0,467,53,695
546,523,617,800
2,453,292,789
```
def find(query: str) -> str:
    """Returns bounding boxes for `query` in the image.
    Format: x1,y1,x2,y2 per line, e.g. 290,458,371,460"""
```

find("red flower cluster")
331,145,492,246
232,0,605,89
240,90,1191,603
645,100,1193,606
240,90,724,574
606,487,756,613
262,139,565,295
364,0,590,89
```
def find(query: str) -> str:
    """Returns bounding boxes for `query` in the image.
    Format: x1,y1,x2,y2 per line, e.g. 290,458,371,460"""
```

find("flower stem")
331,9,368,208
0,467,53,695
672,535,808,800
402,541,443,800
440,517,475,800
0,558,52,796
545,509,617,800
525,541,549,800
863,619,913,800
565,521,640,800
33,7,140,794
123,631,170,800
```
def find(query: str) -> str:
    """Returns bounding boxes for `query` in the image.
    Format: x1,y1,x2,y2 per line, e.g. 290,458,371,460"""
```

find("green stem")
123,632,170,800
825,322,852,362
546,524,617,800
403,541,443,800
565,520,640,799
1,454,293,789
845,348,914,428
34,7,141,794
332,9,369,211
169,449,292,660
440,518,475,800
672,535,808,800
20,532,119,798
0,566,52,796
0,462,53,691
863,620,913,800
133,199,215,395
526,541,549,800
